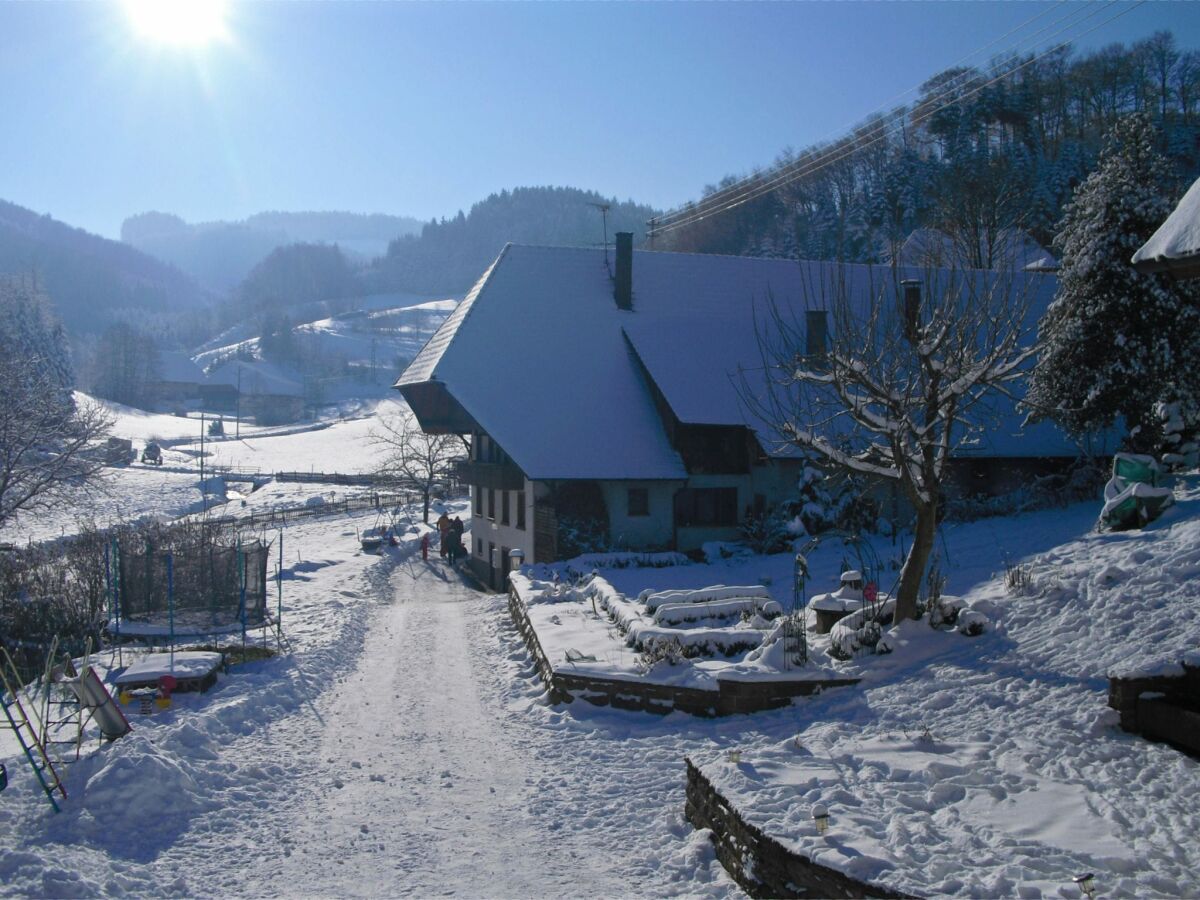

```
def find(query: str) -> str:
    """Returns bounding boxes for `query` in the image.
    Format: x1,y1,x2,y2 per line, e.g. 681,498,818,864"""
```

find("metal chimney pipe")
614,232,633,311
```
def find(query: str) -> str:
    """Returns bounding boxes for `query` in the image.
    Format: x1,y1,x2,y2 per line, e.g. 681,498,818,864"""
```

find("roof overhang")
396,380,480,435
1132,253,1200,280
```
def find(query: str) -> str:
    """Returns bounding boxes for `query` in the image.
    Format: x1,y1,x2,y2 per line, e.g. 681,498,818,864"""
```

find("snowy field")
0,397,410,546
172,398,402,475
0,467,205,545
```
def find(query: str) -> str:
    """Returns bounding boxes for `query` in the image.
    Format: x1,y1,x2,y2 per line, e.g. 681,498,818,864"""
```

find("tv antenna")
589,202,612,272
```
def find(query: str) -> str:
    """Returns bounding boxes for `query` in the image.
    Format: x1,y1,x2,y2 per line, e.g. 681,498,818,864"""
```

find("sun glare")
123,0,229,47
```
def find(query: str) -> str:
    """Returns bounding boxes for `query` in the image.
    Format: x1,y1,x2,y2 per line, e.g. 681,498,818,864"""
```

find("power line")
650,0,1108,235
650,0,1142,239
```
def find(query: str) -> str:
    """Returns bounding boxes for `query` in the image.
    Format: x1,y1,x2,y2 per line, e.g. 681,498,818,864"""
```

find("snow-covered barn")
152,350,207,404
1133,175,1200,279
395,237,1078,588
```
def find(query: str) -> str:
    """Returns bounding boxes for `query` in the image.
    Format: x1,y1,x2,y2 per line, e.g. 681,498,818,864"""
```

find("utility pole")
200,413,207,513
236,366,241,439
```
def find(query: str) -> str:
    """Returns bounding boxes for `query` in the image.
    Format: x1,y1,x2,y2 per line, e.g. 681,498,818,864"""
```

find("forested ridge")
366,186,658,294
0,200,210,336
657,34,1200,265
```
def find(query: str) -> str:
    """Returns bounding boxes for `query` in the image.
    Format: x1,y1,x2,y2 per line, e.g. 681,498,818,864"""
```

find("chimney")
900,279,921,341
614,232,633,311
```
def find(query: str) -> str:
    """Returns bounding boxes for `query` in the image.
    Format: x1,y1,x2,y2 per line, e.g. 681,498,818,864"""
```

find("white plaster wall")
600,480,680,550
468,483,534,570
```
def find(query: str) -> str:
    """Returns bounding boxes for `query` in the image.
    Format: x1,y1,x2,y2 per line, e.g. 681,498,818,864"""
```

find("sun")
123,0,229,47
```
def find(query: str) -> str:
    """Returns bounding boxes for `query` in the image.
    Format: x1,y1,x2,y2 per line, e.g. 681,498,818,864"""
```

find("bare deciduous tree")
370,410,465,524
0,353,112,528
751,266,1038,622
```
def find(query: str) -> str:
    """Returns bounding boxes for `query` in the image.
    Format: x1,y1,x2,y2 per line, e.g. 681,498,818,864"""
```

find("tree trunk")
893,501,937,623
422,491,430,524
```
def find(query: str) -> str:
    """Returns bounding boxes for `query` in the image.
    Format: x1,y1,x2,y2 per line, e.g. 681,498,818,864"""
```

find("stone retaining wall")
1109,664,1200,757
507,586,858,717
685,758,913,899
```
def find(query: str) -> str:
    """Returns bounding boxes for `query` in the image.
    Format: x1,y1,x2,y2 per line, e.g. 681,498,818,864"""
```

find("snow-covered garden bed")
678,476,1200,899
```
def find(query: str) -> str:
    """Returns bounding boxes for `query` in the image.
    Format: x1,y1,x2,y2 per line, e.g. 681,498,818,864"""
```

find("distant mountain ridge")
0,199,211,337
122,209,423,293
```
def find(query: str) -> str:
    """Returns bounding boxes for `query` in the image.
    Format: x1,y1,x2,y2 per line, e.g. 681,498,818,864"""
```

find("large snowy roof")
156,351,205,384
206,360,305,398
1133,176,1200,276
397,245,1076,479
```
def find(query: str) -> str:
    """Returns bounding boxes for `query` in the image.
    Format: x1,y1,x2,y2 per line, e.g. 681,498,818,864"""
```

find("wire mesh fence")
114,521,271,633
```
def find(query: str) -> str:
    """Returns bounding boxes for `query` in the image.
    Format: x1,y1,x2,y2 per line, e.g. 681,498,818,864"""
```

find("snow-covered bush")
780,463,881,538
828,599,896,659
929,595,968,628
1003,561,1034,597
1157,400,1200,470
738,508,794,554
635,637,686,673
956,609,989,636
554,515,609,560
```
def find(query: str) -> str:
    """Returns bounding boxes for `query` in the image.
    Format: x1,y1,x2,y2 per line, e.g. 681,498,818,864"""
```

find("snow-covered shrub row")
625,621,765,659
652,597,761,626
945,463,1105,523
640,584,771,613
562,575,769,660
563,551,689,578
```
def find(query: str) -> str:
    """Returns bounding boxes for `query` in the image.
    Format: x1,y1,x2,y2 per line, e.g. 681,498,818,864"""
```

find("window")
501,490,510,525
627,487,649,517
516,491,526,530
474,485,482,516
476,538,483,556
487,488,496,520
674,487,738,527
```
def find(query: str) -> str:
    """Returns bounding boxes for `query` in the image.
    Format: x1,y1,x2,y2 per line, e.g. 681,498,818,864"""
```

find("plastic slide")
70,667,132,741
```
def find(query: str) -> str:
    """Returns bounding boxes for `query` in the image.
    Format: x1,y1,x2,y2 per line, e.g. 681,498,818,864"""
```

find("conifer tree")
1027,113,1200,451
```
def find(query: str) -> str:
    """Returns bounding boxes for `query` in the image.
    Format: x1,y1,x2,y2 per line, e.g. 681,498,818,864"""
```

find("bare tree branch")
369,409,465,524
745,264,1039,622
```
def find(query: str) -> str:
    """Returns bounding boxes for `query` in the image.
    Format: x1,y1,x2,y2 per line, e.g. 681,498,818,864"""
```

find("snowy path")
1,515,735,898
149,550,732,897
264,558,612,896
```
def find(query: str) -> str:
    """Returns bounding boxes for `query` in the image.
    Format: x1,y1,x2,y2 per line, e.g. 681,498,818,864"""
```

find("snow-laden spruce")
1028,112,1200,453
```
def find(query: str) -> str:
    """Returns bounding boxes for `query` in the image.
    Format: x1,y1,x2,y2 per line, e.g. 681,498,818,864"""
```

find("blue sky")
3,1,1198,238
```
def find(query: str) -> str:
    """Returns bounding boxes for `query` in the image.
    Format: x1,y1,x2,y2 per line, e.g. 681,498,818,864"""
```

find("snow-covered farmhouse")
151,350,207,405
1133,175,1200,279
395,236,1076,589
